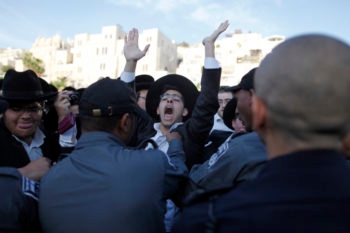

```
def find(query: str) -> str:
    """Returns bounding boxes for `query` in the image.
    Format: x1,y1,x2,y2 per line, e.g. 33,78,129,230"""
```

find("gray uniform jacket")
39,132,187,233
0,167,41,233
188,132,267,195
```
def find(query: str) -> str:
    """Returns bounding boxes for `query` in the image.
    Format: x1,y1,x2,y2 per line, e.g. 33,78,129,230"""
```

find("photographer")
61,86,80,117
54,87,84,151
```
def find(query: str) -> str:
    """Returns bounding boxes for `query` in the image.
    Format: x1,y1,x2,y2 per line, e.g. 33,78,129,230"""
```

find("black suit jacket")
174,149,350,233
174,68,221,169
0,118,60,168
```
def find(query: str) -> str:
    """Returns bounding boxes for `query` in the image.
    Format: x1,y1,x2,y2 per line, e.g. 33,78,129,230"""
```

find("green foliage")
1,65,14,73
196,82,201,91
178,42,189,47
22,52,45,76
51,77,68,90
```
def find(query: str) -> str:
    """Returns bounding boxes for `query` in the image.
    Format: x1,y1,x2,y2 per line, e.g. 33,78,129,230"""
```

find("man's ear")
111,113,133,144
341,133,350,159
252,95,267,132
248,89,255,106
182,107,189,117
120,113,132,133
230,119,236,130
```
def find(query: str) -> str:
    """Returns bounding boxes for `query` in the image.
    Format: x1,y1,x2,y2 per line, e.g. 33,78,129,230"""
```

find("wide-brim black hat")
223,98,238,130
135,74,154,93
146,74,199,122
1,69,57,102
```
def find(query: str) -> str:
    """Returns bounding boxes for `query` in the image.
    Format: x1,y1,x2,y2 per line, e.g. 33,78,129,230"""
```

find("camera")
68,92,80,105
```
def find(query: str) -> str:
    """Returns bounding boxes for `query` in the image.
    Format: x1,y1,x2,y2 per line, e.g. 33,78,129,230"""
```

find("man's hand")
202,20,229,46
54,91,71,122
124,28,150,62
166,131,182,143
17,157,52,181
203,20,229,58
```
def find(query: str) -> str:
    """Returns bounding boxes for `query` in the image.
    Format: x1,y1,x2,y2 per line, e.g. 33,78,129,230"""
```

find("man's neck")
159,124,171,135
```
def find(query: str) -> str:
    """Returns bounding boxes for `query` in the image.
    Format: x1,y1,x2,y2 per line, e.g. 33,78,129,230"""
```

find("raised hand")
202,20,229,58
54,91,71,122
202,20,229,46
124,28,150,62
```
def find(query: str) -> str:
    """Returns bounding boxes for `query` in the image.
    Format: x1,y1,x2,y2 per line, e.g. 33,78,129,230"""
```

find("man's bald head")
255,34,350,145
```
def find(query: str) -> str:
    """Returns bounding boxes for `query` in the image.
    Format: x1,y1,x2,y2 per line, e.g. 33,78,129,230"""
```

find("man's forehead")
163,89,183,96
218,92,233,98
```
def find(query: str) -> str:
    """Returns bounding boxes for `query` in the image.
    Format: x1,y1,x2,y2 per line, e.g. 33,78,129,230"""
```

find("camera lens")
69,92,79,105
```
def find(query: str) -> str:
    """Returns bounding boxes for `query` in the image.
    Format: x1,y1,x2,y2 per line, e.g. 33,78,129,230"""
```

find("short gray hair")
255,34,350,146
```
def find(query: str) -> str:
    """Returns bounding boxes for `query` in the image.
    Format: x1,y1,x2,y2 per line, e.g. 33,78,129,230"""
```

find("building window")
100,63,106,70
102,47,108,55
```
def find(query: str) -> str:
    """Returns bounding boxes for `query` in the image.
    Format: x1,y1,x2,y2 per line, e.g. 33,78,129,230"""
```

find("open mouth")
165,107,173,114
163,107,174,120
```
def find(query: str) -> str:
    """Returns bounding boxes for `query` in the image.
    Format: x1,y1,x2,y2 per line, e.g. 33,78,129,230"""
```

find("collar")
153,122,184,135
214,113,223,122
12,127,45,148
150,122,184,153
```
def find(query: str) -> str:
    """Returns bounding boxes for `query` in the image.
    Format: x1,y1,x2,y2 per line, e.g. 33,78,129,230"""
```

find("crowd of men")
1,20,350,233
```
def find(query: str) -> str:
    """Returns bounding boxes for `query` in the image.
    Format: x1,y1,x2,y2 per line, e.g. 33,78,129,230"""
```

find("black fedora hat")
1,69,57,102
135,74,154,93
146,74,199,122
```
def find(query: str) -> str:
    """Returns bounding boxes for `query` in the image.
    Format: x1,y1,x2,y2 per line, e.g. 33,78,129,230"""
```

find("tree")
51,77,68,91
178,42,189,47
1,65,14,73
22,52,45,76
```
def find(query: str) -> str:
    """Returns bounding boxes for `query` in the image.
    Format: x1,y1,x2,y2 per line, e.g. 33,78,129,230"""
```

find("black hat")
0,99,8,114
39,77,58,93
223,98,237,130
1,69,57,102
145,74,199,122
135,75,154,93
79,77,146,120
229,68,257,92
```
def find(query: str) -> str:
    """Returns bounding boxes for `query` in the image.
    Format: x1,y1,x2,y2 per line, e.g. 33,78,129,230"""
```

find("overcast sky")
1,0,349,49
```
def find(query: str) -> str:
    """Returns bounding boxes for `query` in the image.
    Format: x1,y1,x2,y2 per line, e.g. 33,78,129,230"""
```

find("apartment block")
0,26,283,89
177,31,284,87
0,48,25,75
30,35,74,84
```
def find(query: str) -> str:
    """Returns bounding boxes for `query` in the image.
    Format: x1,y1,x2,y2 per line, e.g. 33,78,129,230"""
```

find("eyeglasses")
9,105,43,114
160,93,183,102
